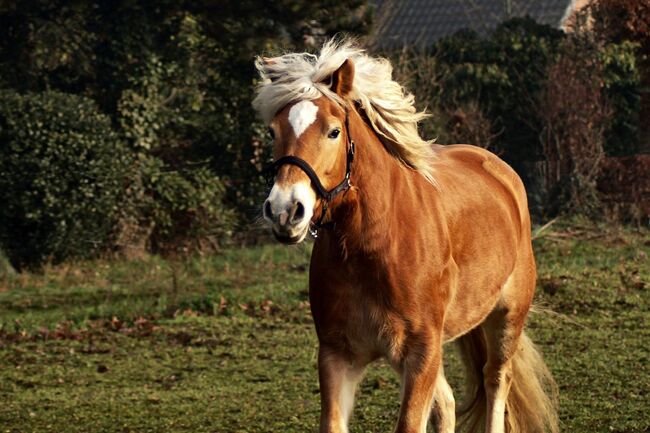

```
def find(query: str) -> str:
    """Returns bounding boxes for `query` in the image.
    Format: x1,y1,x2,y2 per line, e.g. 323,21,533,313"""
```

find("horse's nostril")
294,201,305,222
263,200,273,220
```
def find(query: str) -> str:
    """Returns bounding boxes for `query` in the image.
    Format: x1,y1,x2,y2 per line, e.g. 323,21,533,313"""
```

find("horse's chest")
310,285,408,361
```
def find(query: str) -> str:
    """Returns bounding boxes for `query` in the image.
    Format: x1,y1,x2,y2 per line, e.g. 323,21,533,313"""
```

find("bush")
114,39,236,256
114,154,236,256
424,17,642,161
432,19,565,162
0,91,129,268
384,17,642,218
539,35,611,216
600,41,642,155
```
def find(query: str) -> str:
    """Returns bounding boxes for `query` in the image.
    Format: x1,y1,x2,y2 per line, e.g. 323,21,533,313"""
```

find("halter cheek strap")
267,111,356,236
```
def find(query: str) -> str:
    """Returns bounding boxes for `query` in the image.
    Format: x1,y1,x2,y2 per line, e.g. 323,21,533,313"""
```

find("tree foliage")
428,17,641,161
592,0,649,151
433,18,565,162
540,35,611,215
0,1,372,263
385,16,642,217
0,91,129,268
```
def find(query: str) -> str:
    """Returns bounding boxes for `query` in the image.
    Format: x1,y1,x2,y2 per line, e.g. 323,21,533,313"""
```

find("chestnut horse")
253,40,558,433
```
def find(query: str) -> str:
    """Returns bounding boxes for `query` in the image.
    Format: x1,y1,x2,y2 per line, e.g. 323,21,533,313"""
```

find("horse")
253,39,558,433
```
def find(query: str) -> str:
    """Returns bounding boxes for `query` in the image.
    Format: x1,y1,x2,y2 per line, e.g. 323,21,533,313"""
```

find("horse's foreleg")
318,345,366,433
432,365,455,433
394,335,441,433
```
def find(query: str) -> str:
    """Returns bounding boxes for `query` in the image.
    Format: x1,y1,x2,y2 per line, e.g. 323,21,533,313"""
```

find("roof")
374,0,576,49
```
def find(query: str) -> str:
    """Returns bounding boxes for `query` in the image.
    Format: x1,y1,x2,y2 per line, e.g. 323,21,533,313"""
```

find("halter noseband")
267,111,355,237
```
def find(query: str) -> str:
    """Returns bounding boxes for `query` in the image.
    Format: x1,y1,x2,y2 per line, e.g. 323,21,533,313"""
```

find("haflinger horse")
253,39,558,433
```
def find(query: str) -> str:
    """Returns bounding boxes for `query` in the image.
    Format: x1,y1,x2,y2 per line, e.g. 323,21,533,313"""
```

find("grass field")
0,220,648,433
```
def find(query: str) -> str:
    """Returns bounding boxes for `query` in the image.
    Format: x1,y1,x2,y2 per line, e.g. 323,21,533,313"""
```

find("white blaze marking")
288,100,318,138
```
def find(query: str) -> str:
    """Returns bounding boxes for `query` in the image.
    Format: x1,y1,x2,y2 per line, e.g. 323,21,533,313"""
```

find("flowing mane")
252,38,437,184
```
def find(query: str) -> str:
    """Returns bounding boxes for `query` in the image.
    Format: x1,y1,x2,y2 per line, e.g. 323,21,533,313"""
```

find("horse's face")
263,96,349,244
262,58,355,244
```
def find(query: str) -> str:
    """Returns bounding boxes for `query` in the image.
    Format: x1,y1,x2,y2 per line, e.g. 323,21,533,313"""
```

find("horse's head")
261,59,355,244
254,40,435,243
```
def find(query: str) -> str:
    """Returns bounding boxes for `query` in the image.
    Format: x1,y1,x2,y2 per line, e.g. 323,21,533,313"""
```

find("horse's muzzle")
263,182,315,244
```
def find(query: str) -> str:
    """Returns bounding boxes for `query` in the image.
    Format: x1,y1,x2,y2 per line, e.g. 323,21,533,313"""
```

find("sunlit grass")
0,221,648,432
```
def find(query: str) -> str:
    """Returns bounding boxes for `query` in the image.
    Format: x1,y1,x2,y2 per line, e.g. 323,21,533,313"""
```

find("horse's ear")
330,59,354,97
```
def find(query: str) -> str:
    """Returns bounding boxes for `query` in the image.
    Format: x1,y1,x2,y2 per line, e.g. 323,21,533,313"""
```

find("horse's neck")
330,110,413,254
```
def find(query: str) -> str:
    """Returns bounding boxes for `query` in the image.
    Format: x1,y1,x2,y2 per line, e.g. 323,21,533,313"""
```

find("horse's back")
433,144,530,235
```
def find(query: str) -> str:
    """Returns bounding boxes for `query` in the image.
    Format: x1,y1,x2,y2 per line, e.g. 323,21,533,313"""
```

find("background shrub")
0,2,371,263
114,154,235,257
0,91,129,268
114,34,237,256
0,3,645,266
385,16,643,218
600,41,642,156
432,18,565,163
539,35,610,215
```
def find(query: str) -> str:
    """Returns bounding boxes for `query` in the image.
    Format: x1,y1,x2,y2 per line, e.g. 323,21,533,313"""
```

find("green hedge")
123,154,236,254
431,18,642,160
385,18,643,217
0,91,129,268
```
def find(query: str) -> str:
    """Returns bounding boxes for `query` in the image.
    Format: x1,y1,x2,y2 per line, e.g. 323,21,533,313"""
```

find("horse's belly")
442,291,501,342
441,258,512,341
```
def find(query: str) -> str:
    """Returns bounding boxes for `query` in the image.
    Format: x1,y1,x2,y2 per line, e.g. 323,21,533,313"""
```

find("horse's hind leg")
481,308,522,433
432,365,455,433
482,264,535,433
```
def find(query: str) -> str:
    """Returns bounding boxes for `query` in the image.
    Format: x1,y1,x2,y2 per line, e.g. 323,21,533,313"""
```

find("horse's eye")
268,128,275,140
328,128,340,139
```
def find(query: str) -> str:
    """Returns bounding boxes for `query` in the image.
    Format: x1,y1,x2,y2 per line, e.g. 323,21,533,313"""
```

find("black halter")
267,111,355,236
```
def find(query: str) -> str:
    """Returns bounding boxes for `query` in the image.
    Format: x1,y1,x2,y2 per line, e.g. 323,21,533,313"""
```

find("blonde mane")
252,38,436,184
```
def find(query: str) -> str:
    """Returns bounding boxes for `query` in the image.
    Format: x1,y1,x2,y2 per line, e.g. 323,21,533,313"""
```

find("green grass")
0,221,648,432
